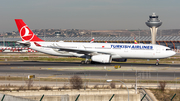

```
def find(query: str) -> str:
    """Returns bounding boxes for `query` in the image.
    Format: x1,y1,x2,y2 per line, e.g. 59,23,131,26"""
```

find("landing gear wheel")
81,60,91,64
81,61,85,64
155,62,159,66
86,61,91,64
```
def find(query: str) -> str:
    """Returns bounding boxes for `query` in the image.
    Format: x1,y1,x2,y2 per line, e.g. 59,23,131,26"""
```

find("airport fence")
0,93,34,101
139,88,153,101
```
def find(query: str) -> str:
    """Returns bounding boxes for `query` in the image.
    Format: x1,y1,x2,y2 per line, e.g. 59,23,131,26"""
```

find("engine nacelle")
91,54,112,63
112,58,127,62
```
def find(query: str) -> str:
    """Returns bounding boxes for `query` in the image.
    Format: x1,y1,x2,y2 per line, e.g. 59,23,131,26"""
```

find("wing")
45,44,111,55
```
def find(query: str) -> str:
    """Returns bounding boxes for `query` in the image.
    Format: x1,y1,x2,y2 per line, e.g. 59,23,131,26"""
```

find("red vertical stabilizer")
15,19,44,42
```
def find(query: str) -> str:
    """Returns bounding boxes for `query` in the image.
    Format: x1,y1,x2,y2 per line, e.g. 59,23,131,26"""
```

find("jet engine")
112,58,127,62
91,54,112,63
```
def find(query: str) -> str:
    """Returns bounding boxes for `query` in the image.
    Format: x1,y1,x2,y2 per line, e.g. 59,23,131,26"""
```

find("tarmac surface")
0,61,180,90
0,61,180,81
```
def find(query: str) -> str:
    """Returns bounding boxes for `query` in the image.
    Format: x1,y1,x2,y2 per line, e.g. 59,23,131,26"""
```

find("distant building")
55,31,61,37
6,32,12,36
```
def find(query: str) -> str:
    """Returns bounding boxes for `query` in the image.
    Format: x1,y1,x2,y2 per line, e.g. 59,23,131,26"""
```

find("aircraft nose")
170,51,176,56
172,51,176,56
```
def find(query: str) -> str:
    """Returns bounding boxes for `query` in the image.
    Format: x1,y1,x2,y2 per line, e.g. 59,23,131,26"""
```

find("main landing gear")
81,58,91,64
155,59,159,66
81,60,91,64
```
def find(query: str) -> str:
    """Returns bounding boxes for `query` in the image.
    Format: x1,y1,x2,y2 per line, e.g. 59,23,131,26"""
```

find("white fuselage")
28,41,176,59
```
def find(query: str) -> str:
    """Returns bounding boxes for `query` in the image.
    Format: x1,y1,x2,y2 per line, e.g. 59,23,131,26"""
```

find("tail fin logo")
90,37,94,43
20,26,34,41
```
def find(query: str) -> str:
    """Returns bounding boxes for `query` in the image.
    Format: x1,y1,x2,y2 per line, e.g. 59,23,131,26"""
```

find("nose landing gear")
155,59,159,66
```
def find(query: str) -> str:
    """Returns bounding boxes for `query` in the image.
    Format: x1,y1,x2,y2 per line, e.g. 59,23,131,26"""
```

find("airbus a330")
15,19,176,65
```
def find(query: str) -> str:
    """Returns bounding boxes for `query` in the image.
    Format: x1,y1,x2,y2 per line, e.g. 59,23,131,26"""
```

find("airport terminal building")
0,36,180,50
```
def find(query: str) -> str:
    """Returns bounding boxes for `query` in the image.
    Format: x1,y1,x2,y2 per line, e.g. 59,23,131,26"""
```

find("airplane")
134,40,138,44
90,37,94,43
134,37,138,44
15,19,176,65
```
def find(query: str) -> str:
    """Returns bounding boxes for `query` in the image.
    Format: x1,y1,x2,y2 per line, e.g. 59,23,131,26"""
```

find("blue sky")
0,0,180,32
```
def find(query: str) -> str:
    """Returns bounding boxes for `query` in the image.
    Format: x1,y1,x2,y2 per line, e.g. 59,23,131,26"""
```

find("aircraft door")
124,47,128,52
156,46,160,53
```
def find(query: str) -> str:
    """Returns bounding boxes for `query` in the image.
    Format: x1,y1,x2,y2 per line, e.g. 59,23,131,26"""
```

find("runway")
0,61,180,81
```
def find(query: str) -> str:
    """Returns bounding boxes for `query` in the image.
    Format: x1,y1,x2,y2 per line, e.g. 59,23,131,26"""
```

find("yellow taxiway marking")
48,75,56,78
11,67,15,69
174,77,180,80
10,67,40,70
42,68,64,71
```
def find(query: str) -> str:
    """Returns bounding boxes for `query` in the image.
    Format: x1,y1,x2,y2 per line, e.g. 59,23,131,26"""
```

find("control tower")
146,13,162,44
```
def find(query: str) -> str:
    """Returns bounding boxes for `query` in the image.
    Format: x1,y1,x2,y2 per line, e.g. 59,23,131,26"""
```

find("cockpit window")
166,49,171,51
150,16,158,18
